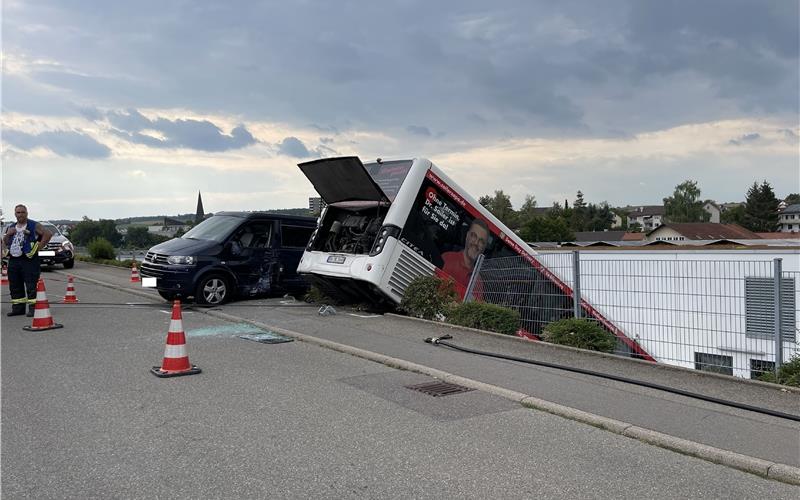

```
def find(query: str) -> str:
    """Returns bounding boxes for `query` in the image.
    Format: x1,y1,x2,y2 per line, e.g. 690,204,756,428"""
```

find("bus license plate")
327,255,346,264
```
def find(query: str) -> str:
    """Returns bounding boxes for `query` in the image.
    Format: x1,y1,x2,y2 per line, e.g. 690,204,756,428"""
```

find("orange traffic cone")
151,300,201,378
23,279,64,331
1,264,8,286
63,275,79,303
130,262,140,283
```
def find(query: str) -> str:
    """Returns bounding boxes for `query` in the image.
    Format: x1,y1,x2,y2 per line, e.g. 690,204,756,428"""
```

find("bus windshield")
364,160,413,201
182,215,242,242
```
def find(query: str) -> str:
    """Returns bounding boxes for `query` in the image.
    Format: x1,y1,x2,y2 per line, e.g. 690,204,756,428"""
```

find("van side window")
282,225,315,247
237,222,273,248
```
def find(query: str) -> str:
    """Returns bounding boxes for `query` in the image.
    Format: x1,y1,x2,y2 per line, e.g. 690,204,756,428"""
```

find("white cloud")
0,1,796,220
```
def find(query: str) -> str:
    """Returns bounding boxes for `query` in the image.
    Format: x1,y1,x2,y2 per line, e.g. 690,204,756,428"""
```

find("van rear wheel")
195,274,231,305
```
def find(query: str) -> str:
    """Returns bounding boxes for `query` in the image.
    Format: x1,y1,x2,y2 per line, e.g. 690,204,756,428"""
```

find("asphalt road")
2,262,799,498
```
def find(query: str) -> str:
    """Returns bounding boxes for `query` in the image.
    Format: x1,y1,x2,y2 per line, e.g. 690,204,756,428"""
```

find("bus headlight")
369,224,401,257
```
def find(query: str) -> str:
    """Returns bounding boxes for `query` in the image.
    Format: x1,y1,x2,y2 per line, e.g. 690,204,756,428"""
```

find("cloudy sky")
2,0,798,221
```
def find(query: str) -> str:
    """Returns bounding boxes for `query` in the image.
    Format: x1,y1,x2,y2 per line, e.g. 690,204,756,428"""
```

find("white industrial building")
536,248,800,379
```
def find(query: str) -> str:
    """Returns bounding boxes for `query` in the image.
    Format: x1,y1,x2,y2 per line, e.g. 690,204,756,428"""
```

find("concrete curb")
58,268,800,485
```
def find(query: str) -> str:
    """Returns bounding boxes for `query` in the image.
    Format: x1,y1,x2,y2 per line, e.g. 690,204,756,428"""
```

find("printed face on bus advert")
464,221,489,266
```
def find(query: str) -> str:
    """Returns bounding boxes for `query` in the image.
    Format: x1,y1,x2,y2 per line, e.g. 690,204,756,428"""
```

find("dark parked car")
140,212,317,304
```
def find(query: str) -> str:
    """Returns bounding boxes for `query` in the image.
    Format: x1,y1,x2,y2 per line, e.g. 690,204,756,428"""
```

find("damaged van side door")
224,219,278,297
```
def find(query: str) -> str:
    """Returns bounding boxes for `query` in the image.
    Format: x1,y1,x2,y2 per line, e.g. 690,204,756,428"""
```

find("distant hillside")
46,209,314,227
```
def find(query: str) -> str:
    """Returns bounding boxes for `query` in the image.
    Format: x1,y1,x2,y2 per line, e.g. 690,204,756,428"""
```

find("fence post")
773,258,783,374
572,250,581,318
463,254,485,303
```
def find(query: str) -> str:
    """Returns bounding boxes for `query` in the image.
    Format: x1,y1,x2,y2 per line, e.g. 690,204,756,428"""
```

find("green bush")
87,237,116,260
541,318,616,352
76,255,136,268
304,285,335,304
447,301,520,335
757,356,800,387
400,275,458,320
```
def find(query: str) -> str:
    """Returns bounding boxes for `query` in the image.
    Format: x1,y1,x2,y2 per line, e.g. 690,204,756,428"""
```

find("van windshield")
182,216,242,242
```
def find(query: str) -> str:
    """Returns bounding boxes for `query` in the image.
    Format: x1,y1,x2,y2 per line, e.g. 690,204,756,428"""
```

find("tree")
585,202,614,231
514,195,539,231
478,190,517,228
720,204,746,225
68,218,122,246
785,193,800,205
519,216,574,243
124,226,154,248
663,180,709,223
743,181,779,232
517,195,537,220
571,191,587,231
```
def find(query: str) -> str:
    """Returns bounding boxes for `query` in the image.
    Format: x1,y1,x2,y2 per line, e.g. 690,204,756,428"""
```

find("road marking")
348,313,380,318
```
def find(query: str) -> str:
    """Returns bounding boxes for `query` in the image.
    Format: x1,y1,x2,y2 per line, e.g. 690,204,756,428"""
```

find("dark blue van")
140,212,317,304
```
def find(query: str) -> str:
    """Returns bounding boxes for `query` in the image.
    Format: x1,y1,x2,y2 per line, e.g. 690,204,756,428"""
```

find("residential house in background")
627,206,665,231
148,217,189,236
611,212,625,228
702,202,721,223
645,223,760,242
778,204,800,233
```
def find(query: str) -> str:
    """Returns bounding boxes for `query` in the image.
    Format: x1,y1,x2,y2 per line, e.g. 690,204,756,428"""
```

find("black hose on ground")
424,335,800,423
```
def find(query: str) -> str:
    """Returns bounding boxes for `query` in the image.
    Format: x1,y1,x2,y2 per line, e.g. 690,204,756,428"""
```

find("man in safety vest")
3,204,51,317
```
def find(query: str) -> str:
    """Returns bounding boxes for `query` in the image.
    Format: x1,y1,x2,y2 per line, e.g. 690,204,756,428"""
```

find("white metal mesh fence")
466,252,799,379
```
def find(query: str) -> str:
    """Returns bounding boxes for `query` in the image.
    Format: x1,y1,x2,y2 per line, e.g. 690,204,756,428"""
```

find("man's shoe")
26,305,35,317
7,308,25,317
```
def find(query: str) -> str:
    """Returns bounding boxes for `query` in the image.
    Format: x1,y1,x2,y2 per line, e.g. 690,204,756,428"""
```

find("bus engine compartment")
309,204,386,255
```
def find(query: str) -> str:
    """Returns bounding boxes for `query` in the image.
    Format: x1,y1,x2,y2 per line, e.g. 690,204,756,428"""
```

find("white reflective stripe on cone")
34,309,52,319
168,320,183,332
163,344,188,358
36,291,47,300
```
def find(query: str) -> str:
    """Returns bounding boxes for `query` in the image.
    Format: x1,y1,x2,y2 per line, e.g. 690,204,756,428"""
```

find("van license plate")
327,255,346,264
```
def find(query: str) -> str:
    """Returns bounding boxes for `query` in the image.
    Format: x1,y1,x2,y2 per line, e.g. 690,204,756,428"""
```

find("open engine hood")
298,156,390,204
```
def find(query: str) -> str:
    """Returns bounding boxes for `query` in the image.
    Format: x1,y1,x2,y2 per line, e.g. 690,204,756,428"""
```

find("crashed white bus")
296,156,652,359
297,156,531,302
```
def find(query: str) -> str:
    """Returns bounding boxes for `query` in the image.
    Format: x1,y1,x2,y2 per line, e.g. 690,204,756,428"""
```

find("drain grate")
405,381,474,397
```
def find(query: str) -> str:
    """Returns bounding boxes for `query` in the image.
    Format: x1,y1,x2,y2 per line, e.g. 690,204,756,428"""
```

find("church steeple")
195,191,205,224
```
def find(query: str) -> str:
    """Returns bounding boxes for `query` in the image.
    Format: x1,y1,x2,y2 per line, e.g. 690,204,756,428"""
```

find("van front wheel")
195,275,232,305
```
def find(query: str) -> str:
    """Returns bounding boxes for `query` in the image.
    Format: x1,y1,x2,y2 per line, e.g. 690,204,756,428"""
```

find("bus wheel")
195,274,231,305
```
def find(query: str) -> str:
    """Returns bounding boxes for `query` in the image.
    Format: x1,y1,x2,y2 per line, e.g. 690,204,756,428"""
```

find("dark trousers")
8,256,40,312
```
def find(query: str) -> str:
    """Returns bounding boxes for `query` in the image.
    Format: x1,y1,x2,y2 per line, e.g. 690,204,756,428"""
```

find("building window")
745,277,796,340
694,352,733,375
750,359,775,380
